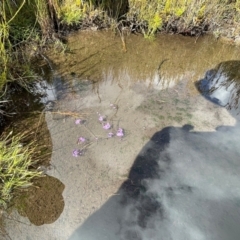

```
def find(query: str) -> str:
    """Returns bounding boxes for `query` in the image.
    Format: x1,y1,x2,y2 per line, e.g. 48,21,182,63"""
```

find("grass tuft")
125,0,239,37
0,131,42,208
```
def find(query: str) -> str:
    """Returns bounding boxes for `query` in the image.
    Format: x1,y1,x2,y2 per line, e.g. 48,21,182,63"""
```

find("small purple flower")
103,122,111,130
108,132,114,138
75,119,82,124
78,137,86,144
98,115,106,122
72,149,83,157
117,128,123,133
116,128,124,137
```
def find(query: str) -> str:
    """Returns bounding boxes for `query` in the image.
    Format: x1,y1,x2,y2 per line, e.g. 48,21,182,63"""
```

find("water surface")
3,32,240,240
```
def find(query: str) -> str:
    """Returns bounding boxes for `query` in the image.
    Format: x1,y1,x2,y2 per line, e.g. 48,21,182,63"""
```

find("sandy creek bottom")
2,32,240,240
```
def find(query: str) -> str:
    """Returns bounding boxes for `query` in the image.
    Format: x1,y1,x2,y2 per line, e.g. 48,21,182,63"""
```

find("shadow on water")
69,61,240,240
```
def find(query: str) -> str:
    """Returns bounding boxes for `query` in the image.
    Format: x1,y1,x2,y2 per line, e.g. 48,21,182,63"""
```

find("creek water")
2,31,240,240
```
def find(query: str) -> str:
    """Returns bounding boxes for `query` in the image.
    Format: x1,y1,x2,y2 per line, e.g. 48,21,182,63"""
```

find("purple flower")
98,115,106,122
78,137,86,143
116,128,124,137
72,149,83,157
75,119,82,124
103,122,111,130
117,128,123,133
108,132,114,138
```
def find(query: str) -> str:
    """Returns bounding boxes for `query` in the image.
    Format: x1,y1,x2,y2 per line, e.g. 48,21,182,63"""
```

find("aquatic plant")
75,118,83,124
78,137,86,143
0,132,42,208
72,149,83,157
103,122,111,130
98,115,106,122
116,128,124,137
72,107,126,157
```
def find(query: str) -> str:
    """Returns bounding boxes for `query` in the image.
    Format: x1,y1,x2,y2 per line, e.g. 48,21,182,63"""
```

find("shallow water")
3,32,240,240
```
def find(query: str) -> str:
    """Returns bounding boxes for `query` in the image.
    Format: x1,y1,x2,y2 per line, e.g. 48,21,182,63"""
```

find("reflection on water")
49,32,239,88
197,61,240,118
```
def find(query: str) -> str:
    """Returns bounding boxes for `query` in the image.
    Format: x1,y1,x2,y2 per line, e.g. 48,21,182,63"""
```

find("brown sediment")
13,175,65,226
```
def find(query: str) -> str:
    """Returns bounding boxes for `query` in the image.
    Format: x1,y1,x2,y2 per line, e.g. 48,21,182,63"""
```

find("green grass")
0,0,40,91
49,0,94,26
43,0,239,39
59,1,85,25
0,132,42,208
125,0,237,38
